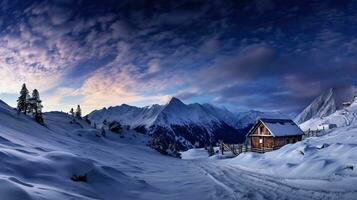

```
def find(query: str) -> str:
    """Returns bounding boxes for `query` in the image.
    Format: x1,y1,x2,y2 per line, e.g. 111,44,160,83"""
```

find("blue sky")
0,0,356,114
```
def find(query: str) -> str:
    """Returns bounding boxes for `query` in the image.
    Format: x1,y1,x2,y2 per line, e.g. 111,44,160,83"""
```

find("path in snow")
192,160,355,200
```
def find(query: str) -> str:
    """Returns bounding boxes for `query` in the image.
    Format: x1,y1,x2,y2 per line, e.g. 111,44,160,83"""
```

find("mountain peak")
295,85,356,124
167,97,185,106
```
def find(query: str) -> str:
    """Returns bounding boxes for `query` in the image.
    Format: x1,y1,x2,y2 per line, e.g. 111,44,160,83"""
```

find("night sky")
0,0,356,114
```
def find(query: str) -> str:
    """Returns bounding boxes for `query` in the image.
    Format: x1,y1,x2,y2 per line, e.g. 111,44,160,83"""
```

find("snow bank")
0,101,221,200
227,125,357,190
300,99,357,131
181,147,220,160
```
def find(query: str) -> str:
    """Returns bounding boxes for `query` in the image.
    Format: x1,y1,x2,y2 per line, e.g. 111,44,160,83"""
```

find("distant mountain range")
88,97,284,155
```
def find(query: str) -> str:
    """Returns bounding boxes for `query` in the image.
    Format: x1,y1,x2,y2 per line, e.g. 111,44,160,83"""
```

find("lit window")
259,138,263,144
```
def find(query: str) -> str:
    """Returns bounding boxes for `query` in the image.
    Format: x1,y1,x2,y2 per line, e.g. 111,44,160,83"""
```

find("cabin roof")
249,118,304,137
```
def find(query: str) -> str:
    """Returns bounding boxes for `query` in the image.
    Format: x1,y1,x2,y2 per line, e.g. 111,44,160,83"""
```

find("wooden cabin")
247,118,304,153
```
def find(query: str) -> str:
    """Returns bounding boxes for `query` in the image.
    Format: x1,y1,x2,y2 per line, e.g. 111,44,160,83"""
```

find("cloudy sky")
0,0,356,114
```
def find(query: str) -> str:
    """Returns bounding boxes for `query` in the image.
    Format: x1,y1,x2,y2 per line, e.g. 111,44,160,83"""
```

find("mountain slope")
294,89,336,124
88,98,240,128
1,99,355,199
295,86,356,124
0,100,220,199
88,97,284,154
299,97,357,131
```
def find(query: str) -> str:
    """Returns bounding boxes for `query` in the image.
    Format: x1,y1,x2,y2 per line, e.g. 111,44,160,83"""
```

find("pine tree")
33,89,44,124
35,112,44,124
75,105,82,118
28,89,44,124
70,108,74,117
17,83,29,115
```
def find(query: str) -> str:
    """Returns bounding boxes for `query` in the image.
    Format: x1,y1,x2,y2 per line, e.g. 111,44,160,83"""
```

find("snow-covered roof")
254,118,304,137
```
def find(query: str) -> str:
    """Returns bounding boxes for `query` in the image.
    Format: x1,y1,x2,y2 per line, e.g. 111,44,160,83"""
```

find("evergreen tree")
150,134,169,155
108,121,122,133
17,83,29,115
70,108,75,117
75,105,82,118
28,89,44,124
35,112,44,124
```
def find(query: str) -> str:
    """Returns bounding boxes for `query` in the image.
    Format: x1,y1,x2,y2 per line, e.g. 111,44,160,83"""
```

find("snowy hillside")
1,99,356,199
179,124,357,199
295,86,356,124
88,97,281,154
219,124,357,197
0,99,219,199
300,97,357,131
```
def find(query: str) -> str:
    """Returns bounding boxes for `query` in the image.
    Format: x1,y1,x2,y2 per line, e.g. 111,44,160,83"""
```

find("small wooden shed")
247,118,304,153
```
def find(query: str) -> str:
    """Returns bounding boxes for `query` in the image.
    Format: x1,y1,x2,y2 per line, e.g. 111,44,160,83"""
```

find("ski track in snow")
193,161,353,200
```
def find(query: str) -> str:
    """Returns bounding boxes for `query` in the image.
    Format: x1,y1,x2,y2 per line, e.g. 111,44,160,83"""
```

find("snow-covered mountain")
89,97,236,128
299,96,357,131
295,86,357,131
88,97,280,153
0,98,355,199
295,86,356,124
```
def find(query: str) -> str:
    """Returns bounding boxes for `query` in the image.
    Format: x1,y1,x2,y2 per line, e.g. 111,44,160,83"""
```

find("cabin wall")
250,136,274,149
273,135,302,148
250,122,273,151
250,134,302,153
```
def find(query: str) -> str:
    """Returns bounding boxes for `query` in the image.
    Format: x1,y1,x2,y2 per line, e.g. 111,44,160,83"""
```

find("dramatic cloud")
0,0,356,114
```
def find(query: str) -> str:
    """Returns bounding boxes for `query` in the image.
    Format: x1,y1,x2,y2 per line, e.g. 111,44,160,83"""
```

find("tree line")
69,105,82,118
17,83,44,124
16,83,84,125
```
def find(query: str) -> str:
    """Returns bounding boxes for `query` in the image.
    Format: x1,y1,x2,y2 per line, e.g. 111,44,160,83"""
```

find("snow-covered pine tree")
17,83,29,115
30,89,44,124
75,105,82,118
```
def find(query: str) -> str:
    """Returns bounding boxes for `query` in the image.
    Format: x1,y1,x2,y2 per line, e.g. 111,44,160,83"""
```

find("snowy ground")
300,99,357,131
1,100,357,200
